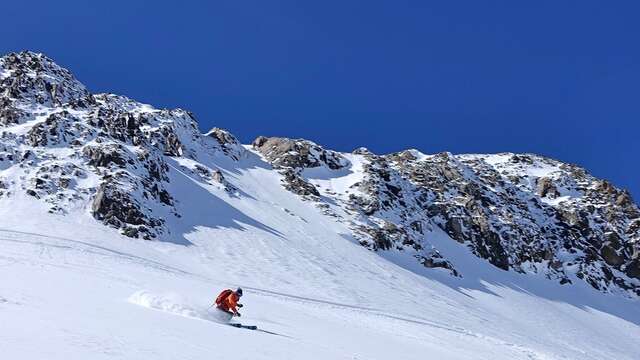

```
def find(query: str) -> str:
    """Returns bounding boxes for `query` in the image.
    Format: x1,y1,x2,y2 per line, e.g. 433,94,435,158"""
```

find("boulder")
600,244,624,266
83,144,126,168
626,259,640,279
536,177,560,198
445,217,467,242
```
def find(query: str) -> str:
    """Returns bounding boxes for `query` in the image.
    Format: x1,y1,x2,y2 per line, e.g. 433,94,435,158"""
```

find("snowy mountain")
1,51,639,359
251,138,640,297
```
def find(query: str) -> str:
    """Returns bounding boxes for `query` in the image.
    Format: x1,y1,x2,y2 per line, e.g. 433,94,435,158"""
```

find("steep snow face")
0,51,640,359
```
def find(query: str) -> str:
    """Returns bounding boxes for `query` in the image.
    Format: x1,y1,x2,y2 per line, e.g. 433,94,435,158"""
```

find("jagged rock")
206,127,244,160
122,226,139,238
158,189,173,206
0,52,197,241
352,147,373,155
616,191,633,207
537,177,560,198
212,169,224,183
0,51,91,107
626,259,640,279
281,169,320,197
387,149,420,163
557,209,589,229
163,131,183,156
92,180,158,239
595,180,616,195
445,217,467,242
511,154,534,164
600,244,624,266
26,111,79,146
253,136,350,199
83,144,126,168
252,136,348,170
358,226,393,250
604,232,622,250
0,106,29,126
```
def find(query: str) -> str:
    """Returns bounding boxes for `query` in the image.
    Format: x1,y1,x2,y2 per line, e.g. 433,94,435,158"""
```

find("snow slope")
1,148,639,360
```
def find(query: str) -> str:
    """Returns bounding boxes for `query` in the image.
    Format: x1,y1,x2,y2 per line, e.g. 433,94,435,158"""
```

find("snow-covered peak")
204,127,246,160
0,51,91,108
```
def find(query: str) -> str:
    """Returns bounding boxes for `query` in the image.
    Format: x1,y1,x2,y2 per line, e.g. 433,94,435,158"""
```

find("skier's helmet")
236,287,243,297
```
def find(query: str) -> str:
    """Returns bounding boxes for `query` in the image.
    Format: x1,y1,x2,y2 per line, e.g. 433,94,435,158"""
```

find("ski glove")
237,303,243,308
235,312,242,317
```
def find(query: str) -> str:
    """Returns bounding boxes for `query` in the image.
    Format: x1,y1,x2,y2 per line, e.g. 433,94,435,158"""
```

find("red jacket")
216,290,240,314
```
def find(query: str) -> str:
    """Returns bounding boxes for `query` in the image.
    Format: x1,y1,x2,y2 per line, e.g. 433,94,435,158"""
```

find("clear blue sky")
2,1,638,199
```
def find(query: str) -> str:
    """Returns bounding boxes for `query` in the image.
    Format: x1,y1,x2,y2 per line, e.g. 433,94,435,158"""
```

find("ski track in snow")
128,291,214,322
0,227,477,336
0,227,555,359
1,211,638,360
0,228,515,342
0,228,197,277
126,289,544,357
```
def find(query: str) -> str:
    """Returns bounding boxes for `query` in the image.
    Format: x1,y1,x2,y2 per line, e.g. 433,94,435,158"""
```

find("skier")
213,287,244,321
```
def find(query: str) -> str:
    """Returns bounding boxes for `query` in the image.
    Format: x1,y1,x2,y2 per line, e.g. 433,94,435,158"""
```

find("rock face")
252,136,349,170
1,51,639,298
252,137,349,199
205,127,245,160
0,51,91,110
389,151,639,295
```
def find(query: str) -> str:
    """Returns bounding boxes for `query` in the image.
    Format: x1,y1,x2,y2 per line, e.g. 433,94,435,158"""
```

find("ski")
228,323,258,330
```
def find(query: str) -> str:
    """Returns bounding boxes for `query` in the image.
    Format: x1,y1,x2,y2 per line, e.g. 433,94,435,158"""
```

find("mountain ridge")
1,50,638,299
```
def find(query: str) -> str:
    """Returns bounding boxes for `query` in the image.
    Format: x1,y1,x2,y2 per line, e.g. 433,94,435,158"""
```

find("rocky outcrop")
252,136,349,200
206,127,245,160
281,169,320,197
92,177,161,240
536,177,560,198
0,51,91,109
0,104,29,126
252,136,349,170
83,144,127,168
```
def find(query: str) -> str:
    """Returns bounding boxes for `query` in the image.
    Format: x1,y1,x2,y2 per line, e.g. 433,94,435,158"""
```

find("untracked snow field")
1,152,639,360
